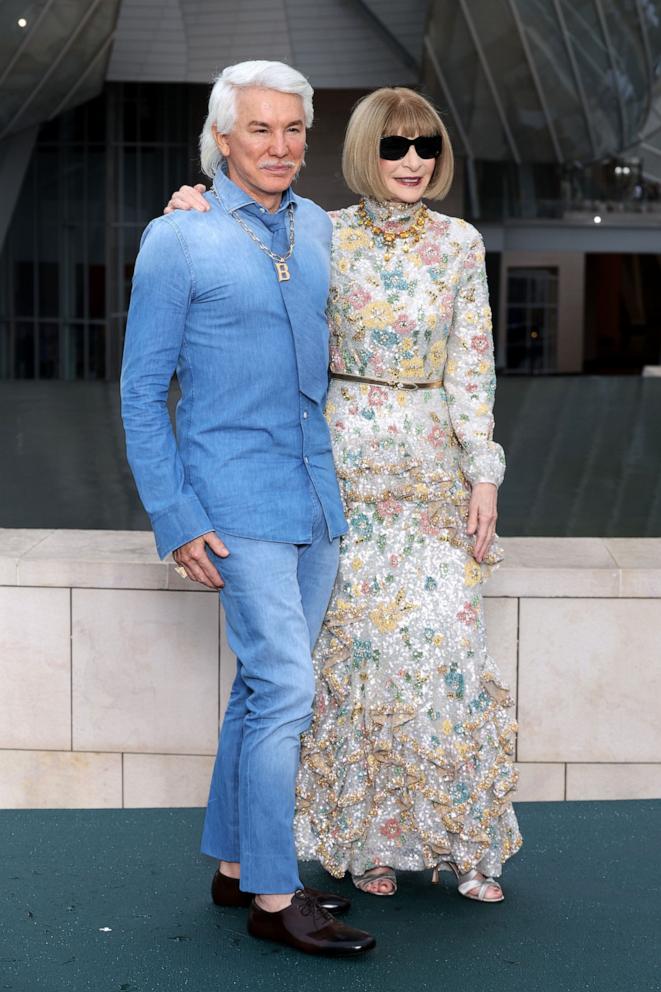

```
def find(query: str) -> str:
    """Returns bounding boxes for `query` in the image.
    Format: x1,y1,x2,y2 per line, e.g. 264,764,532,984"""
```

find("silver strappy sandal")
352,866,398,896
432,861,504,902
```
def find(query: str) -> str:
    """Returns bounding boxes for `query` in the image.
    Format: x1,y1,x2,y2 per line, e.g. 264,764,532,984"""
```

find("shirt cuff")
150,496,214,560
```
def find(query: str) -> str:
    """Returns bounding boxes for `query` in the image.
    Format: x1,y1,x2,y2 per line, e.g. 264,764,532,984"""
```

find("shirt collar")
212,167,297,215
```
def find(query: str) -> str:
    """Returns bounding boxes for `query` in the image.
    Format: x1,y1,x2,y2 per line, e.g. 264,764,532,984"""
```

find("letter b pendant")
275,261,291,282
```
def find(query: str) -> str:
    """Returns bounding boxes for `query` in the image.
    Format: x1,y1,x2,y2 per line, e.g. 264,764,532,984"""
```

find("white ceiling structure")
105,0,427,87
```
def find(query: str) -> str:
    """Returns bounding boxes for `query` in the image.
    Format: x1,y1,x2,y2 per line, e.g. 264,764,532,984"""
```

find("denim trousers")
200,488,339,894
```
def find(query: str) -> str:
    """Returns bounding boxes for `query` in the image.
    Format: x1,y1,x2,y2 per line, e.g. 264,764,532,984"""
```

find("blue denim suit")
121,170,346,893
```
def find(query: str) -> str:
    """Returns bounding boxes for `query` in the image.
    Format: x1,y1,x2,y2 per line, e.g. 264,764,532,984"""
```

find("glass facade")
423,0,661,220
0,82,207,380
424,0,657,163
0,0,119,143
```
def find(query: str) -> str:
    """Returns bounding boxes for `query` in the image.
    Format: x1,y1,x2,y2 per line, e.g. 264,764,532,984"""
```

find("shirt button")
304,456,309,464
303,411,308,419
260,207,266,213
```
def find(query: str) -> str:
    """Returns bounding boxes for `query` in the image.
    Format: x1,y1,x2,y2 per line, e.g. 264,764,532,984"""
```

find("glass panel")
75,262,85,319
38,262,59,315
14,261,35,316
88,324,106,379
140,147,163,218
560,1,618,158
89,264,106,319
14,321,36,378
87,153,105,226
63,324,85,380
426,2,510,158
38,322,59,378
122,148,139,223
137,88,159,143
123,90,138,143
506,266,558,373
0,80,208,381
425,0,652,167
85,93,107,145
0,322,10,377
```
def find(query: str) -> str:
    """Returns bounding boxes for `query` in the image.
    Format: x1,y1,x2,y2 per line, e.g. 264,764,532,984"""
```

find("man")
121,61,375,956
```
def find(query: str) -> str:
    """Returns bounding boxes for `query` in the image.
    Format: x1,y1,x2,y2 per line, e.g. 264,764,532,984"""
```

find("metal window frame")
457,0,522,164
552,0,598,159
507,0,563,163
633,0,653,81
593,0,626,149
423,36,482,217
422,36,475,160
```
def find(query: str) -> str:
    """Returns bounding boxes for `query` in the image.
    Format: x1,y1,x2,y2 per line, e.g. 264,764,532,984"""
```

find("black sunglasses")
379,134,442,161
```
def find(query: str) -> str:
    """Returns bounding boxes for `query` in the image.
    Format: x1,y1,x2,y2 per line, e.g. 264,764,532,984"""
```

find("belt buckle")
387,373,416,390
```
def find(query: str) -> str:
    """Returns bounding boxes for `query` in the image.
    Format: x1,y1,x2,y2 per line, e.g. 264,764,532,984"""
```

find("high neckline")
362,196,425,231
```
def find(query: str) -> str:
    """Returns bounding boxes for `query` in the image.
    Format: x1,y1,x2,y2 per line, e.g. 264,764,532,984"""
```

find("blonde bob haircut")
342,87,454,202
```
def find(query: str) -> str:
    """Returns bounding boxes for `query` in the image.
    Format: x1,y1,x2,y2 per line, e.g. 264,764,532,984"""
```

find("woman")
168,87,522,901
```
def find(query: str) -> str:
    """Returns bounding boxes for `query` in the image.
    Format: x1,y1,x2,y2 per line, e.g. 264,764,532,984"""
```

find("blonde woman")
167,87,522,902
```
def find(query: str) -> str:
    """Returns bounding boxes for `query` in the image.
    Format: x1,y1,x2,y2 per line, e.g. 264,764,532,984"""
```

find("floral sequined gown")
294,198,522,879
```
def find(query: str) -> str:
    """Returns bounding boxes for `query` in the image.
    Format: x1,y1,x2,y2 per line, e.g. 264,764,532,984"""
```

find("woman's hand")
466,482,498,563
164,183,209,214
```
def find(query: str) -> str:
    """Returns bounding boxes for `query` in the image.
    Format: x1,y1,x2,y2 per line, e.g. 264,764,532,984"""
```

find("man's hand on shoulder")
172,531,229,588
164,184,209,214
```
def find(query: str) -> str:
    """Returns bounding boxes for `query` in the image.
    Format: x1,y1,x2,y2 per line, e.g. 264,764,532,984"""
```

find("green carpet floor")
1,802,659,992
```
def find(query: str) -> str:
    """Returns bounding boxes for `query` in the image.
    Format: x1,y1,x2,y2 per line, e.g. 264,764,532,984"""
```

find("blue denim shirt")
120,170,347,559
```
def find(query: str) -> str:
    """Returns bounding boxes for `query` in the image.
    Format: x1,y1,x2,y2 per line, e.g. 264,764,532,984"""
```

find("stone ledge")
1,530,659,597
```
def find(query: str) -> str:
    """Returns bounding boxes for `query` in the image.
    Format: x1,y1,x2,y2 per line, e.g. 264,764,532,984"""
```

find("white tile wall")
0,587,71,750
518,599,661,762
72,589,220,754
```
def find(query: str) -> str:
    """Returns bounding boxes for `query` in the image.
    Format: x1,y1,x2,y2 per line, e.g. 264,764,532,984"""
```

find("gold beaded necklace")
357,198,429,261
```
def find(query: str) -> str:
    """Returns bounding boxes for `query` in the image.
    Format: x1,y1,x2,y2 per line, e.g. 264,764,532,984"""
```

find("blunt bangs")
382,100,442,140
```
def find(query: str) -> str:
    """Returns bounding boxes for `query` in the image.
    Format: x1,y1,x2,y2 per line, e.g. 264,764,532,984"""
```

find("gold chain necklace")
211,186,295,282
357,198,429,261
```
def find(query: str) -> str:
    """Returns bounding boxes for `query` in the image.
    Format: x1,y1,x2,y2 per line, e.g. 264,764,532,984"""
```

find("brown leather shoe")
211,870,252,908
248,890,375,956
211,870,351,915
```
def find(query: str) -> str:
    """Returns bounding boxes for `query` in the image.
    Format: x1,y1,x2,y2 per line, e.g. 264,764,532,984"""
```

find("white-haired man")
121,62,375,956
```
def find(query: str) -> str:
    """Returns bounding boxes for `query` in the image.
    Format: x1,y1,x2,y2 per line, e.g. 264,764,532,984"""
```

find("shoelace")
296,890,334,927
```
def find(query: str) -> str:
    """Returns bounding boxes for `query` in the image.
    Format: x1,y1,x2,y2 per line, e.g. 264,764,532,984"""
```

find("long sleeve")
120,218,213,559
444,233,505,488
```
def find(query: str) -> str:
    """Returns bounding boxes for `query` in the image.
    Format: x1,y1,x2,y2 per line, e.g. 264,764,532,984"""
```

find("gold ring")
173,564,188,579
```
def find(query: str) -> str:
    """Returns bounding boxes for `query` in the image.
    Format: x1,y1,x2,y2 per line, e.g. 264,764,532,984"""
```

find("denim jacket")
120,170,347,559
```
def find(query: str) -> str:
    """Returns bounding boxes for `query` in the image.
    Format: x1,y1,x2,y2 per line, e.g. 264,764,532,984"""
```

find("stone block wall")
1,531,660,807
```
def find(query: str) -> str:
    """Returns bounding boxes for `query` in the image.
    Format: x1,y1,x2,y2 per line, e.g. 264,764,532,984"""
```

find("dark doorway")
584,254,661,373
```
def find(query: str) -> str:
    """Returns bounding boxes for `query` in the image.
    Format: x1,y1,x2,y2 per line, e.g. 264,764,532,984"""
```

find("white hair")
199,60,314,178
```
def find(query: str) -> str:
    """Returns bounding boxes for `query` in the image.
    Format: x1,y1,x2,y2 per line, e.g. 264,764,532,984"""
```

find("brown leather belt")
330,371,444,391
